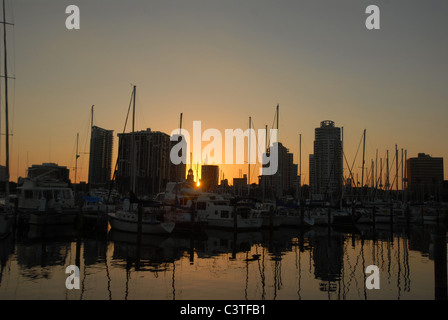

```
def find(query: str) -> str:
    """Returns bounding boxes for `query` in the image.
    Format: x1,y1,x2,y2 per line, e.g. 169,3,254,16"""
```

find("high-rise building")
116,128,171,196
169,136,187,183
201,165,219,192
233,174,247,196
260,142,298,198
407,153,444,200
309,120,343,200
88,126,114,188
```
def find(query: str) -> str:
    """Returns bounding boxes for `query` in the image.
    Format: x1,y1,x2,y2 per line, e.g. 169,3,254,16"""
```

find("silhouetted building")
309,120,343,201
200,165,219,192
169,135,186,183
116,128,171,196
27,163,70,185
186,168,195,187
233,175,247,196
88,126,114,188
259,142,298,199
407,153,444,201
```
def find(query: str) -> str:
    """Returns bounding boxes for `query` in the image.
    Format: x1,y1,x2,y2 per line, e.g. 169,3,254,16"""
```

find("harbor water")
0,219,446,300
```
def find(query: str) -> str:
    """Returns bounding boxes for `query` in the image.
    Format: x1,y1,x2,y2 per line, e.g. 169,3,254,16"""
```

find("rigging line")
343,152,356,187
248,118,260,181
108,88,134,201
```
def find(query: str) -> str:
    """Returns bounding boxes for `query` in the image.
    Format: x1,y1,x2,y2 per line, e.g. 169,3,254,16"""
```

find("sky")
1,0,447,186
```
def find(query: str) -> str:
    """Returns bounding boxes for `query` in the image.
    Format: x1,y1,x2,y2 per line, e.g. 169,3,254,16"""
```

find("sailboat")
107,86,175,234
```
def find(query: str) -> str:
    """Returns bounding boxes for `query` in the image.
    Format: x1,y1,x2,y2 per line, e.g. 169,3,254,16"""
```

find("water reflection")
0,219,446,300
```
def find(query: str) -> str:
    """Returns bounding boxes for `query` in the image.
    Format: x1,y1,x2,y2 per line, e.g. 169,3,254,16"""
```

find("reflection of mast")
256,245,266,300
172,260,176,300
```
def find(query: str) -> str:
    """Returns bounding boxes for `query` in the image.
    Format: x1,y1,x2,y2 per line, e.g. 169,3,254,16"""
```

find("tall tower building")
88,126,114,188
116,128,171,196
201,165,219,192
309,120,343,200
407,153,444,201
259,142,298,198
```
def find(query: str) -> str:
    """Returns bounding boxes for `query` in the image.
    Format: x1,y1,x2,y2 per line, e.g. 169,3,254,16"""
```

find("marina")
0,212,446,300
0,0,447,303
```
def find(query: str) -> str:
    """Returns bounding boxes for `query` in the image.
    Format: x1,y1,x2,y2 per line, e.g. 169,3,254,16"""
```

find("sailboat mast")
299,133,302,201
276,104,279,141
131,85,136,193
91,105,94,129
361,129,366,191
75,133,79,186
179,113,183,135
395,144,399,197
248,116,251,195
2,0,11,207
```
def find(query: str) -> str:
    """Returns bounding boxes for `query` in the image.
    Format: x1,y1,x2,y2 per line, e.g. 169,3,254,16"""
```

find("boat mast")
131,85,136,194
248,116,251,195
2,0,12,208
299,133,302,201
395,144,399,200
361,129,366,197
75,133,79,188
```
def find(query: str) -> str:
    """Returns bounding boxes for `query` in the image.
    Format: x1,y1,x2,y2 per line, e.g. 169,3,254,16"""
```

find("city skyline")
1,0,447,186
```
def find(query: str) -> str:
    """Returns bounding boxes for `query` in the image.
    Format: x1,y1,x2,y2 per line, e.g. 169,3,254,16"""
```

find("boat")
108,201,175,234
331,207,361,225
195,193,263,230
107,86,175,235
309,207,334,226
157,181,208,231
237,198,282,228
277,207,315,227
15,173,78,225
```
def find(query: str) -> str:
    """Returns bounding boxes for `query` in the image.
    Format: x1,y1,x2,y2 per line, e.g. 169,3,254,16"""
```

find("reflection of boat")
0,211,13,239
109,229,175,247
196,229,262,258
26,223,77,240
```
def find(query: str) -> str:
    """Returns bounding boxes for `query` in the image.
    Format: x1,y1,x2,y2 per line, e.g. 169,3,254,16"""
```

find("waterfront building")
88,126,114,188
407,153,444,201
116,128,171,196
309,120,343,201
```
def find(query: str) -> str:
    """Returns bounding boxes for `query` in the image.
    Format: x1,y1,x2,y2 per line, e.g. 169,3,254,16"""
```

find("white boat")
15,178,77,225
309,207,334,226
108,210,175,234
195,193,263,230
277,207,315,227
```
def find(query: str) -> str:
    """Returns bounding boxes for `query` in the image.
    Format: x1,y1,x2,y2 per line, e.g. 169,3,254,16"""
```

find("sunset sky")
1,0,447,186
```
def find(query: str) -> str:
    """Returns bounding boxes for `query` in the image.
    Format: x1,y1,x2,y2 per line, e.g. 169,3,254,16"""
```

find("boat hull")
108,212,175,234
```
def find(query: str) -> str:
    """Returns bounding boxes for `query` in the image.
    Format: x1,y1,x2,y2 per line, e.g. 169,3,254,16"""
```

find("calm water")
0,219,446,300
